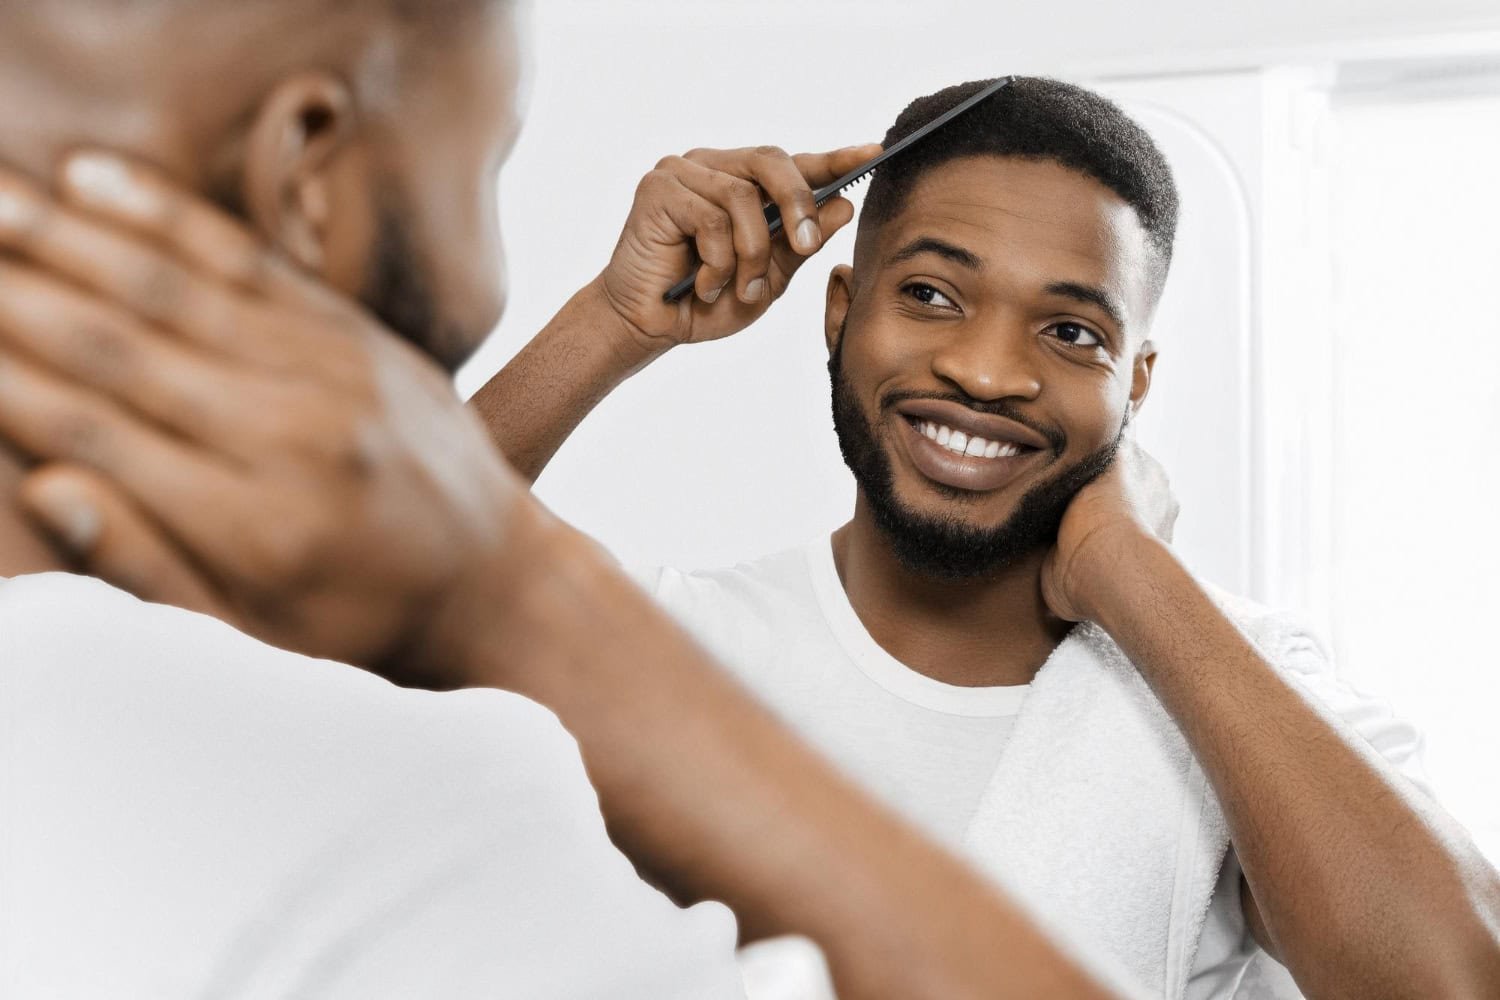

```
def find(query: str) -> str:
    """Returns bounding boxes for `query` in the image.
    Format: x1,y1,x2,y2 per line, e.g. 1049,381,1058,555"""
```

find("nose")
929,319,1043,403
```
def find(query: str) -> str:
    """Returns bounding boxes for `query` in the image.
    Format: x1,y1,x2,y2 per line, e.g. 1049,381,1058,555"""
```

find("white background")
459,0,1500,895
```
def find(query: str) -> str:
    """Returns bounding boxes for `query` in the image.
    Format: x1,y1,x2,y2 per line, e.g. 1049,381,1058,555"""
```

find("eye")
1047,321,1103,348
902,282,958,310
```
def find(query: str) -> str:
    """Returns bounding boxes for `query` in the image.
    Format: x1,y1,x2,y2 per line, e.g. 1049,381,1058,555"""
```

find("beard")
361,199,475,372
208,172,468,371
828,334,1123,581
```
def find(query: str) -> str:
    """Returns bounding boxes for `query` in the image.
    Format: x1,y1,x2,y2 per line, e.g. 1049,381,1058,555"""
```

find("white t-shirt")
632,537,1431,1000
0,572,746,1000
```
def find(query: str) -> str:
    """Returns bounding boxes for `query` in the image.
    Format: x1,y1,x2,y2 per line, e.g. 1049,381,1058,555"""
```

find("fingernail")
64,153,159,219
796,218,822,252
744,278,768,303
701,284,722,304
31,488,101,554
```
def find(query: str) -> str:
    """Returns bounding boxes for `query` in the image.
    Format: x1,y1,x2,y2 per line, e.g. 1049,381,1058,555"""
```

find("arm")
1045,453,1500,1000
469,277,654,483
0,153,1130,1000
471,143,879,482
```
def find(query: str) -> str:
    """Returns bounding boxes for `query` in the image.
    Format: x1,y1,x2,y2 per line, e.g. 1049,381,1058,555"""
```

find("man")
479,78,1500,997
0,4,1133,999
19,73,1489,997
476,79,1500,997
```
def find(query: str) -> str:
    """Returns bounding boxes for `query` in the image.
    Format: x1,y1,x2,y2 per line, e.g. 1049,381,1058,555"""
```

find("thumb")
768,197,856,297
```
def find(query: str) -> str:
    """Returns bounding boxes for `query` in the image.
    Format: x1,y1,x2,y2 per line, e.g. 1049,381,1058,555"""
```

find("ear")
239,71,361,273
825,264,854,356
1128,339,1158,418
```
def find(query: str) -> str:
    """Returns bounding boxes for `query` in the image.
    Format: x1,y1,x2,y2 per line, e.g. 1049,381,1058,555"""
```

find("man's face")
347,9,524,370
828,155,1158,578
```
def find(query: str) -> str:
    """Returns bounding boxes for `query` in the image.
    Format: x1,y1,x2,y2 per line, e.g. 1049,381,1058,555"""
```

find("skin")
0,9,1495,992
473,150,1500,996
823,156,1157,687
0,7,1124,999
4,136,1495,999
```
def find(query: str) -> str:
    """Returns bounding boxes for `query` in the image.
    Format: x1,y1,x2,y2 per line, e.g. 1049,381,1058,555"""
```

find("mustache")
878,390,1067,453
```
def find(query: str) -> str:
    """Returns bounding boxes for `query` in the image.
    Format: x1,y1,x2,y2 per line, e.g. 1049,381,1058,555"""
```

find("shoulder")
626,543,817,620
0,571,571,766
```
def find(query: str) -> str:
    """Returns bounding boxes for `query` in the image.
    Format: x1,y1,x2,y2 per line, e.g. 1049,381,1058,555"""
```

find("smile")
896,415,1045,493
910,419,1028,460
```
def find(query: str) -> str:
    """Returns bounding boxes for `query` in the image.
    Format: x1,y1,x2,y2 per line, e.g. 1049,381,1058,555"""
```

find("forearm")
457,510,1124,1000
468,277,666,483
1087,534,1500,998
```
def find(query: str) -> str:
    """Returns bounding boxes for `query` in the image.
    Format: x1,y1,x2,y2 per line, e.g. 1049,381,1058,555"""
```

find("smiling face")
826,154,1160,578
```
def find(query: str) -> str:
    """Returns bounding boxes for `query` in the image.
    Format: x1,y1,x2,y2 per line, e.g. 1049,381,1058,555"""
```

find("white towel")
959,622,1230,999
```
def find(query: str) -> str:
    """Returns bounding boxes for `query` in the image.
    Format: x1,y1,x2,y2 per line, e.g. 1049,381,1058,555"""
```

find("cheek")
1052,373,1130,450
320,152,381,299
842,315,931,399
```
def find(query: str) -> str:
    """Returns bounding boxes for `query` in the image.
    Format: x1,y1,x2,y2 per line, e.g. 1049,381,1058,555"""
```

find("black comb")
664,75,1017,303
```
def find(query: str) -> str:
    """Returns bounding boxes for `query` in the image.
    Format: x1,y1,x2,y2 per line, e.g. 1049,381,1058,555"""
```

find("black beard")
208,171,469,373
828,334,1122,581
362,200,475,372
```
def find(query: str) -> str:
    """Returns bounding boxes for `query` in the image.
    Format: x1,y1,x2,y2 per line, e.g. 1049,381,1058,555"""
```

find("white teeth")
915,417,1030,460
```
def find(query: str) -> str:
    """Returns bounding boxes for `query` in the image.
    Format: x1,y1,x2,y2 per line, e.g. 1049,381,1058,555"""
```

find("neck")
832,493,1071,688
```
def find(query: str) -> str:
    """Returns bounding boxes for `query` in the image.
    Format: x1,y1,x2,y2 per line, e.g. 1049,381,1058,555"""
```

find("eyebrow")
885,236,983,271
1044,280,1126,331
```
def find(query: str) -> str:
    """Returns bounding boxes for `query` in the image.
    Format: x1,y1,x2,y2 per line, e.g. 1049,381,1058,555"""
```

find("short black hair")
860,76,1179,296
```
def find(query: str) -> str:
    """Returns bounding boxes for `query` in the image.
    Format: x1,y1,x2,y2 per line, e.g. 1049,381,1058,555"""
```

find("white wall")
463,0,1500,572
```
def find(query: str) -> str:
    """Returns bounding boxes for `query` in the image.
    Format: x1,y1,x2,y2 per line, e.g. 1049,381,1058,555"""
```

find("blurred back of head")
0,0,526,368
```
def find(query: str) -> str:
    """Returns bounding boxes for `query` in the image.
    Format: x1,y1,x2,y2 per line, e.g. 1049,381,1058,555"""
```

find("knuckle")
738,229,771,263
699,209,732,236
51,413,108,464
753,144,788,160
69,320,139,385
238,510,323,586
652,154,680,172
635,169,670,198
130,260,190,323
722,177,760,206
682,147,711,162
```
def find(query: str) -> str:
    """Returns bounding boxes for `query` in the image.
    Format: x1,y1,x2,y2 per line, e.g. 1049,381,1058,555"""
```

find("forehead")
868,155,1155,325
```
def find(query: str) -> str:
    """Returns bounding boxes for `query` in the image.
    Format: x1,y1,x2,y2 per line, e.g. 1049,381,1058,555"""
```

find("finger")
0,167,296,366
20,463,236,620
56,150,323,310
664,157,773,305
0,258,258,448
687,145,823,267
639,172,738,304
790,143,885,189
767,197,856,298
0,348,247,563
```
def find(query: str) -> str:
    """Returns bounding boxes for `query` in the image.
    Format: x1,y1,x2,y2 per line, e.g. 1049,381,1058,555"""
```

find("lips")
890,401,1051,494
894,398,1053,450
